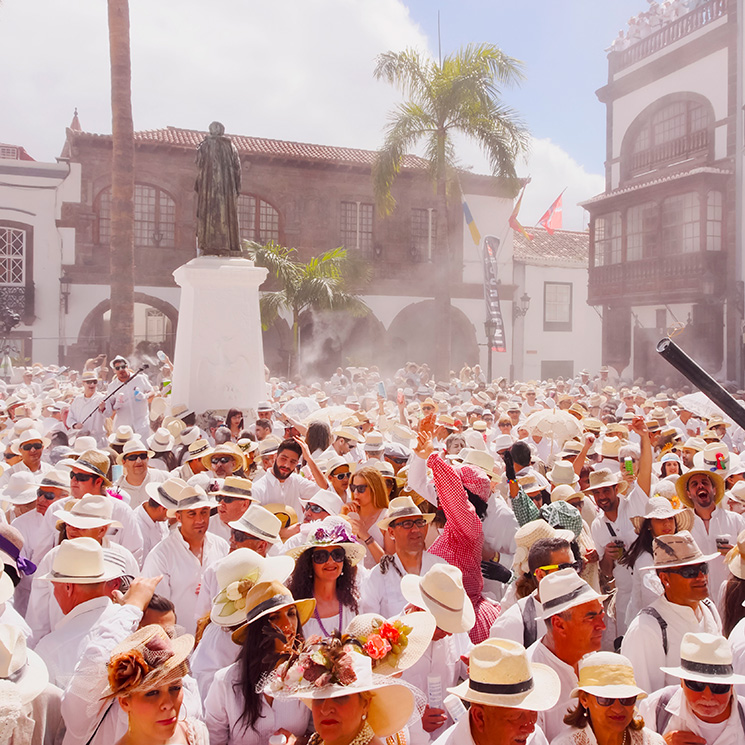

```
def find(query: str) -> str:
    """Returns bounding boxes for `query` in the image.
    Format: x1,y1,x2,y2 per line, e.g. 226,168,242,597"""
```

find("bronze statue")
195,121,242,255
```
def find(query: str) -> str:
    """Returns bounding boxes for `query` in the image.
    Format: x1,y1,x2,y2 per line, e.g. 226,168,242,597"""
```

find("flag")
462,199,482,246
509,185,533,241
538,190,565,235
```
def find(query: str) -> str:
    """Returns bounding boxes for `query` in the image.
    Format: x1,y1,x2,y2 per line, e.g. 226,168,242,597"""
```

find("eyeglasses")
21,442,43,451
304,503,325,514
664,563,709,579
211,456,234,465
498,422,512,428
216,495,246,505
312,547,346,564
124,452,148,462
331,471,350,481
230,529,251,543
70,471,95,482
684,679,732,695
537,561,582,574
349,483,368,494
37,490,58,500
595,696,637,707
391,517,428,530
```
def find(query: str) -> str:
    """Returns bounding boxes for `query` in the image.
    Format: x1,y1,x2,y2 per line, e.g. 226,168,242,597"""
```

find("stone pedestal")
171,256,268,414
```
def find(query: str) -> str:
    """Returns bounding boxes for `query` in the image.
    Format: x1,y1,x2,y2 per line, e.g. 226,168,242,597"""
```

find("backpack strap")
654,689,676,734
521,595,538,648
640,606,668,655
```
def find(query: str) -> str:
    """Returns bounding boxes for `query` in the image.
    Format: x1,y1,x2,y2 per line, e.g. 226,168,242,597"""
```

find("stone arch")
386,301,479,373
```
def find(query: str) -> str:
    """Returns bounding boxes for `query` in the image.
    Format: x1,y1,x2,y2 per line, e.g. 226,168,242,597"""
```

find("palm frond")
259,290,289,330
373,49,433,100
246,241,301,288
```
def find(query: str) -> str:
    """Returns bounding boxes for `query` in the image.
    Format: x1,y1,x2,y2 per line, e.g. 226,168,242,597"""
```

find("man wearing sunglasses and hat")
0,429,53,488
100,355,154,440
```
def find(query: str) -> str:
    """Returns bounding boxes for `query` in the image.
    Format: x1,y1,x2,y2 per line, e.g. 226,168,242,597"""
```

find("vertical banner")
483,235,507,352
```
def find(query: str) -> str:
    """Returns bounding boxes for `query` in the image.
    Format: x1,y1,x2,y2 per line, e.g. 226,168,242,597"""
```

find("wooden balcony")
588,250,727,306
629,129,709,178
610,0,727,74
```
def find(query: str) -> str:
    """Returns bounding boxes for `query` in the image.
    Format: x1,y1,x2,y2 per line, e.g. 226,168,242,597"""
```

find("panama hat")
458,448,498,478
551,484,581,503
54,495,122,530
322,455,355,476
630,497,694,534
570,651,647,700
300,489,344,517
363,431,385,452
401,564,475,634
372,459,404,486
345,611,435,676
727,481,745,507
377,496,435,532
257,437,282,458
285,520,366,566
214,476,254,501
661,632,745,685
639,531,719,571
202,443,245,471
72,436,98,455
108,425,134,447
725,529,745,580
1,472,38,506
65,450,112,486
147,428,175,453
584,468,628,495
537,568,606,621
448,638,561,711
148,396,168,422
548,460,580,486
178,426,200,447
210,548,295,627
104,624,194,698
0,624,48,705
38,537,124,584
11,429,50,454
512,520,575,576
183,438,211,463
265,503,299,529
164,483,214,518
231,580,316,645
116,437,154,465
229,503,283,544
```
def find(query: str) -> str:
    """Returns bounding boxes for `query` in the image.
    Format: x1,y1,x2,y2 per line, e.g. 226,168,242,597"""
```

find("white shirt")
142,528,229,634
103,372,153,439
621,593,721,693
67,391,107,446
11,507,47,615
689,506,745,592
133,502,169,561
432,711,548,745
190,621,238,699
0,599,32,638
490,591,546,646
112,468,169,509
0,459,53,488
481,494,518,561
208,512,231,542
205,661,310,745
360,551,446,618
251,469,320,516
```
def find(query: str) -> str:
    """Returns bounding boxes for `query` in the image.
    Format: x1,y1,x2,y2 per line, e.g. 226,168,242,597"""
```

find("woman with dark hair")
204,580,315,744
225,408,244,442
306,421,331,459
722,530,745,636
286,522,365,639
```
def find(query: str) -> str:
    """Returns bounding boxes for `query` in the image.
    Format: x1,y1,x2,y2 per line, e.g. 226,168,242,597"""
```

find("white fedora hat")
661,632,745,685
38,536,124,584
108,425,134,447
548,460,580,485
72,435,98,454
12,429,51,454
0,472,38,504
214,476,254,501
377,495,435,532
640,530,719,571
229,503,283,544
448,638,561,711
300,489,344,517
0,624,49,705
54,495,122,530
163,483,215,518
147,427,175,453
400,563,475,634
630,496,694,534
537,568,606,620
458,449,498,478
116,437,154,465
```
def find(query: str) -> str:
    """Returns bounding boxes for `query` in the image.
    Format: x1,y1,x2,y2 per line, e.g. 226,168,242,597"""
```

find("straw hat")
38,537,125,584
163,483,215,518
146,477,188,511
285,520,366,566
72,436,98,455
630,497,694,534
104,624,194,698
265,503,298,528
584,468,628,495
598,437,622,459
727,481,745,507
377,496,435,532
512,520,573,576
66,450,112,486
724,529,745,579
448,638,561,711
570,651,647,700
108,425,134,447
548,460,580,486
202,442,245,471
551,484,580,503
676,468,726,508
323,455,355,476
707,416,731,429
400,564,475,634
147,428,175,453
229,503,283,544
214,476,254,501
537,568,606,620
332,426,364,444
231,580,316,645
345,611,435,675
258,437,282,458
54,495,122,530
300,489,344,517
210,548,295,626
692,443,740,476
116,437,154,465
363,431,385,452
458,449,498,478
660,632,745,685
0,624,48,705
183,438,211,463
639,531,719,571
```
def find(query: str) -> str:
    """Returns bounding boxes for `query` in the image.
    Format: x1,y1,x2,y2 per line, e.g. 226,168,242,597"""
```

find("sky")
0,0,645,230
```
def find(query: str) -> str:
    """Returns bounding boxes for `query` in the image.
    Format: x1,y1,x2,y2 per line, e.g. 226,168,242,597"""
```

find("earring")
362,714,367,721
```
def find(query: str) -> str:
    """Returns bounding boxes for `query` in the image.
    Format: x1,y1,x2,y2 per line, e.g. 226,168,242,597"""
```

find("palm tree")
107,0,135,356
373,43,529,379
245,242,370,375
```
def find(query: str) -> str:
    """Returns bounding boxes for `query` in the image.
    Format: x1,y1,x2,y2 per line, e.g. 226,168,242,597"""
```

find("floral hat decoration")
344,611,435,676
104,624,194,699
285,520,366,566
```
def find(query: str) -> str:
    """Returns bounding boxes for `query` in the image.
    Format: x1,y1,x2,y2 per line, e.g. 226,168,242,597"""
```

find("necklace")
314,600,343,636
309,721,374,745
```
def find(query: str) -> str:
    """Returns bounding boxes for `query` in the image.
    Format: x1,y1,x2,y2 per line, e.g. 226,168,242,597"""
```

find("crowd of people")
4,354,745,744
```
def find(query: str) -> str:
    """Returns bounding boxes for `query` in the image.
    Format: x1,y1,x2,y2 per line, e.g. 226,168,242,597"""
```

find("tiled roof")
513,226,589,266
580,167,732,206
71,126,427,170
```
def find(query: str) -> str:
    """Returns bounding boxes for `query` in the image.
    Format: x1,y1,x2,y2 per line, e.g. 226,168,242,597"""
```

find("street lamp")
513,292,531,319
484,317,498,381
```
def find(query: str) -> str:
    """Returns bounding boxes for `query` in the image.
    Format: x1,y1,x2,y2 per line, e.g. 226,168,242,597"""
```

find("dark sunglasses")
21,442,43,451
312,547,346,564
216,495,245,505
304,503,325,514
124,452,148,462
114,365,127,371
349,483,368,493
387,457,407,465
4,452,15,460
37,490,58,500
595,696,637,706
84,381,98,386
230,529,251,543
499,422,512,428
211,456,234,465
684,679,731,695
391,518,428,530
664,563,708,579
331,471,351,481
70,471,96,482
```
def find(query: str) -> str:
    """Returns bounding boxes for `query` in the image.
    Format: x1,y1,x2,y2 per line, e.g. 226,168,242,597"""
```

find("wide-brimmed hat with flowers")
285,521,366,566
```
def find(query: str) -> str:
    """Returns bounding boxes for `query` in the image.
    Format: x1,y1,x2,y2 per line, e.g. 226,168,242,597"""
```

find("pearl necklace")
312,721,374,745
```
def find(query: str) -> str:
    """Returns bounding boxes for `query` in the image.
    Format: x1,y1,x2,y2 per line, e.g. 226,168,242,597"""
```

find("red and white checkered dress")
426,452,500,643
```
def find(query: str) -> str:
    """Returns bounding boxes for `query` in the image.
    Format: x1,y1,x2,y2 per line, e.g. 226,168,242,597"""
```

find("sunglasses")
312,547,346,564
230,529,251,543
114,365,127,371
664,563,708,579
684,679,732,695
331,471,351,481
4,453,15,460
21,442,43,451
499,422,512,428
216,495,246,505
37,490,58,500
124,452,148,462
70,471,96,482
349,484,368,494
304,503,325,514
537,561,583,574
595,696,637,707
391,517,428,530
387,457,407,465
84,381,98,386
211,456,234,465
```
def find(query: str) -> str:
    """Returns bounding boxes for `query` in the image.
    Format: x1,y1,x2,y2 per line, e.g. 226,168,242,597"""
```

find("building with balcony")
582,0,744,384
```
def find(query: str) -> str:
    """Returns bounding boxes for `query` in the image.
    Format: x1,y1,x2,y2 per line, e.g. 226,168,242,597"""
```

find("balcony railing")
630,129,709,177
588,250,726,305
610,0,727,74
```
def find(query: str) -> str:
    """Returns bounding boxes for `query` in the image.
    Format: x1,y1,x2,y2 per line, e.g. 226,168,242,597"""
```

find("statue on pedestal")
195,121,242,256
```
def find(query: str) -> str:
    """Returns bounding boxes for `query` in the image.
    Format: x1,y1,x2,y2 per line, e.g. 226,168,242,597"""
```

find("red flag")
509,185,533,241
538,190,565,235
